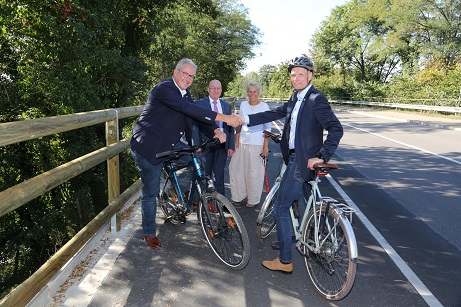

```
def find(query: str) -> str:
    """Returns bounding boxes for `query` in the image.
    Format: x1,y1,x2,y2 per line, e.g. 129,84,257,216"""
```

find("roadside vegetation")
1,0,460,299
0,0,260,298
227,0,461,108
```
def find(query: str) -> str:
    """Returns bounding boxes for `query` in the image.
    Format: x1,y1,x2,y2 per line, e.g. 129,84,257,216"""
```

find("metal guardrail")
330,100,461,114
225,96,460,115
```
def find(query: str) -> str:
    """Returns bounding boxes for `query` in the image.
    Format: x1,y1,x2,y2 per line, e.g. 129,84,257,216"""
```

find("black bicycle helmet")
288,56,314,73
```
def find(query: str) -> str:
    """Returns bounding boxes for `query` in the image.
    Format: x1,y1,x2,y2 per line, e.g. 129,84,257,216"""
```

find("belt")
289,149,295,155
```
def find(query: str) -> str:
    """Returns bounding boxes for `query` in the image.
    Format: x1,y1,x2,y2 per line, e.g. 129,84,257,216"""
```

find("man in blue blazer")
240,56,343,273
193,79,235,196
130,58,242,249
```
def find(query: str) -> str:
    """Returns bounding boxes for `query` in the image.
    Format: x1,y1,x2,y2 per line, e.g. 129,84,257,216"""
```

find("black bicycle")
156,139,250,270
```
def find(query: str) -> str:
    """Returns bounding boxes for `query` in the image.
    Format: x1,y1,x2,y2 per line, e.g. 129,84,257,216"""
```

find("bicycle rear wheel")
302,205,357,300
255,182,279,240
198,192,250,270
158,169,181,225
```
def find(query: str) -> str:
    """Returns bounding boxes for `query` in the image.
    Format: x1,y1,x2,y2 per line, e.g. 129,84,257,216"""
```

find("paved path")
40,107,460,307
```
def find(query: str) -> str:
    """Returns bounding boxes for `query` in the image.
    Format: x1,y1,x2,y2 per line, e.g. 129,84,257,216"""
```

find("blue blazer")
248,85,343,181
131,78,219,165
192,98,235,151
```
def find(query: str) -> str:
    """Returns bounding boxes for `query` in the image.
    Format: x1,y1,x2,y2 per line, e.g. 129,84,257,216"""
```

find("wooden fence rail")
0,106,143,307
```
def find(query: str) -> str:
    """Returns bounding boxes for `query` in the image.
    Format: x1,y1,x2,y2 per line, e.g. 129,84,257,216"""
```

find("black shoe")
231,200,242,206
271,241,281,250
271,237,296,250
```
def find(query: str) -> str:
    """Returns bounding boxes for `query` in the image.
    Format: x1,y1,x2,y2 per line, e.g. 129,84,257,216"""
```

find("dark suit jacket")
192,97,235,150
248,85,343,181
130,78,219,165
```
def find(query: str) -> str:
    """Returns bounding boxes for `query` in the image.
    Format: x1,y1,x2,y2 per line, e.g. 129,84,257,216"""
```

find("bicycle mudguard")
332,204,359,262
257,181,280,224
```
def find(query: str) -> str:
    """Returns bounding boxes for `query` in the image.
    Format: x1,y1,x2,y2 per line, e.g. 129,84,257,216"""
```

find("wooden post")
106,110,121,232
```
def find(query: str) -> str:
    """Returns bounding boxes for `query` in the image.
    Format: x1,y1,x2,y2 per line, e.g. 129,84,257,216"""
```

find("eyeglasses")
177,69,196,80
209,87,222,91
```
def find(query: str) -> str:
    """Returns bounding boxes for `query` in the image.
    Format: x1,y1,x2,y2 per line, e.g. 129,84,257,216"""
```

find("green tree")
0,0,261,297
311,0,401,83
389,0,461,71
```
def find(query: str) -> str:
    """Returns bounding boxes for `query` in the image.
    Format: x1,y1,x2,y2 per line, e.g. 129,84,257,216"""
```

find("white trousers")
229,143,265,205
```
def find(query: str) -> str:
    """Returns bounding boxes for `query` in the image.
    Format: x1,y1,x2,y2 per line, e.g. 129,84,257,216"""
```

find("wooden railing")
0,106,143,307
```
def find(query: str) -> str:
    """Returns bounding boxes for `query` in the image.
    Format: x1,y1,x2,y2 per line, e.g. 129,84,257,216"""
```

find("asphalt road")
46,103,461,307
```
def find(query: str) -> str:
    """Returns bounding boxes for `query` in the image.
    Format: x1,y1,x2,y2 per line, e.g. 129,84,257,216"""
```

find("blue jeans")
273,153,311,263
131,142,194,236
130,149,163,236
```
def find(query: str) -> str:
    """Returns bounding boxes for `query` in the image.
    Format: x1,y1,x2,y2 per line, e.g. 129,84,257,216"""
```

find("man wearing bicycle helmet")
240,56,343,273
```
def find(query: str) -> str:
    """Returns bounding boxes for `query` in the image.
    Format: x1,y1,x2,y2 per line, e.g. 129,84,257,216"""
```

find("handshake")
217,113,245,127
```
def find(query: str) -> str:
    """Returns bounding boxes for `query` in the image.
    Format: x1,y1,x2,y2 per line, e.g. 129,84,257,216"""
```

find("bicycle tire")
198,192,250,270
158,169,181,225
302,204,357,300
255,182,279,240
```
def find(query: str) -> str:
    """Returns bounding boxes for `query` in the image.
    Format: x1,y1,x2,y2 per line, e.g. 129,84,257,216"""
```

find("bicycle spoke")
198,193,250,270
303,206,356,300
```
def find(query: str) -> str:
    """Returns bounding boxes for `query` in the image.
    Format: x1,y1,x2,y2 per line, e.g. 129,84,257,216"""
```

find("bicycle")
256,130,358,300
156,138,250,270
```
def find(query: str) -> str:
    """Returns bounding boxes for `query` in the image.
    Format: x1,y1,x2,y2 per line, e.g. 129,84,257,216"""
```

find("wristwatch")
316,152,324,160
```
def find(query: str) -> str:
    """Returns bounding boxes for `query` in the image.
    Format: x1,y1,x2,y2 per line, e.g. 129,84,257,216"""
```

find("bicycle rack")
322,197,356,224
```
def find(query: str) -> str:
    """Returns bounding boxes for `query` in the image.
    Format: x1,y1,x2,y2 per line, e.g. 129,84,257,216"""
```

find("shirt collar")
297,84,312,101
172,78,187,97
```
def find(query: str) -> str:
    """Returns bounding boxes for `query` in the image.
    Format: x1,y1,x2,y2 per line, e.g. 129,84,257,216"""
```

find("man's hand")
214,129,226,143
227,149,234,157
216,113,243,127
307,157,324,170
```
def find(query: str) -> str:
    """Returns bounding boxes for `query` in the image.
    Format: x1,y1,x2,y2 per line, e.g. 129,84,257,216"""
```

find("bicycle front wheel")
302,205,357,300
255,182,279,240
198,192,250,270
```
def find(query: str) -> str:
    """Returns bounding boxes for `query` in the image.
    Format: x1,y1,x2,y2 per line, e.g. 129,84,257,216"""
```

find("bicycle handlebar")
263,130,282,143
262,131,339,171
156,138,220,159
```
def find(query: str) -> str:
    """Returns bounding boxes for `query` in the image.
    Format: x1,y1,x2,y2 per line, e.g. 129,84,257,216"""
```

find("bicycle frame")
157,139,251,270
161,152,227,234
264,160,358,261
257,131,358,299
161,154,208,209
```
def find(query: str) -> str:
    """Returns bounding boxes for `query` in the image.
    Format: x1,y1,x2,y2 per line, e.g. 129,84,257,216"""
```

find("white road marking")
343,123,461,165
326,174,443,307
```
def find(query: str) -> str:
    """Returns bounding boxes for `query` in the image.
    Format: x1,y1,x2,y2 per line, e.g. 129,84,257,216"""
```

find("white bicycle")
256,131,358,300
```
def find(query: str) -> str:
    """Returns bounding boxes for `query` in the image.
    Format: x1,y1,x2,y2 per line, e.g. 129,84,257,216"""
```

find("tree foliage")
235,0,461,104
0,0,260,298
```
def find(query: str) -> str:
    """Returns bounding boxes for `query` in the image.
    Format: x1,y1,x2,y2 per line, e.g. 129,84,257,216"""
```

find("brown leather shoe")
144,235,161,248
262,257,293,274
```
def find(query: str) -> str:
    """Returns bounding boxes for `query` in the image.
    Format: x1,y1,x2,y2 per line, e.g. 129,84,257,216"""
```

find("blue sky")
238,0,349,73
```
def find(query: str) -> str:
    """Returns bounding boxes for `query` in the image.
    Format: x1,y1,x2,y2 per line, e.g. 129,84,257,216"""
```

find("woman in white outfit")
229,82,271,207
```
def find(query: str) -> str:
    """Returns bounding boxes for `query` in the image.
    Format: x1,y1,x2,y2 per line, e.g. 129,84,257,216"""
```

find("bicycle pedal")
178,215,187,224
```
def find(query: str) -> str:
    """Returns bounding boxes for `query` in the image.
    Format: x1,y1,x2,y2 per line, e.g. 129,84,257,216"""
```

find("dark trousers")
203,145,227,196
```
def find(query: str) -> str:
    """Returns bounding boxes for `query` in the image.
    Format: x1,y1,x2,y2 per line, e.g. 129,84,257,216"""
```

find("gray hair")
175,58,198,71
246,81,261,94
